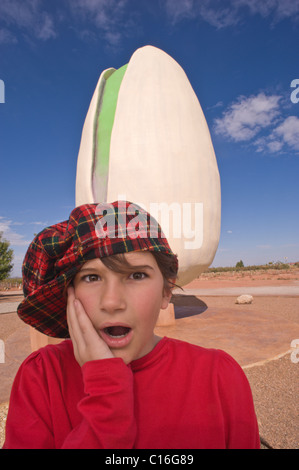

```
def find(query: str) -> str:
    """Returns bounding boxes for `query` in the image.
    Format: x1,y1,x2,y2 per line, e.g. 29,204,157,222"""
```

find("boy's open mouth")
100,324,133,349
103,326,132,338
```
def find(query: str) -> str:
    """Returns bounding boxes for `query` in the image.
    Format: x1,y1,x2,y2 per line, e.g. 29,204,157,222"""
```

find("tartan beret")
18,201,178,338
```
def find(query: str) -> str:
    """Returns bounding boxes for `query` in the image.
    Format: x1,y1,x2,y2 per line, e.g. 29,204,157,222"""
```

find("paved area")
0,303,20,314
0,288,298,448
158,297,298,367
174,285,299,296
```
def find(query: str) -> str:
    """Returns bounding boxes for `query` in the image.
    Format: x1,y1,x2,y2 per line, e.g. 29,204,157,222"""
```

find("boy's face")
72,251,172,364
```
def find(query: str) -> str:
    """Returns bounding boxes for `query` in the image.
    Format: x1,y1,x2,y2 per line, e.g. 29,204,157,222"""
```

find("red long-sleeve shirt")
3,337,260,449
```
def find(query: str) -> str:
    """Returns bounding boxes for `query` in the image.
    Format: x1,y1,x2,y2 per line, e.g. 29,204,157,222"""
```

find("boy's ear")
161,278,176,310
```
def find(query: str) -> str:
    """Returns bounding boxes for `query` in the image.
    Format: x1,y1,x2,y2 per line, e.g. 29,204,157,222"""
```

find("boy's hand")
67,286,114,367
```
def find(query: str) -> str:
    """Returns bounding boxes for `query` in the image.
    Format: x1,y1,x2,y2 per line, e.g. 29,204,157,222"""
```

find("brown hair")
101,251,179,294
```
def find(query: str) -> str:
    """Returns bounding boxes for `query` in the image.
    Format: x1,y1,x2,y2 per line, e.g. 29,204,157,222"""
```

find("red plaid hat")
18,201,178,338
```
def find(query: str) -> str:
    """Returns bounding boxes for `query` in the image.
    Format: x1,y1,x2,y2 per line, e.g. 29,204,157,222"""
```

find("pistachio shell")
76,45,221,286
76,67,115,204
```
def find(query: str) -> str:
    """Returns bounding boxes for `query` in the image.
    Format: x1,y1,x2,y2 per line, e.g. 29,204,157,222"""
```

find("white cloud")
164,0,240,27
69,0,127,27
0,217,31,247
0,217,52,276
0,28,18,44
273,116,299,151
0,0,56,42
253,115,299,153
198,1,240,28
208,101,224,110
164,0,299,27
214,93,281,142
238,0,299,22
29,221,49,226
35,13,56,40
266,139,284,153
67,0,131,47
164,0,195,24
214,92,299,154
0,0,298,49
0,0,132,47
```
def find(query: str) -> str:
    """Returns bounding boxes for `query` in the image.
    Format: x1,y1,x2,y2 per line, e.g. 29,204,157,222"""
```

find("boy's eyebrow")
128,264,154,271
79,264,155,272
78,267,101,273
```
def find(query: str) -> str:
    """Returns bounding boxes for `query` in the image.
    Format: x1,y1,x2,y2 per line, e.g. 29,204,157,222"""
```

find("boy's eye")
130,272,147,280
83,274,100,283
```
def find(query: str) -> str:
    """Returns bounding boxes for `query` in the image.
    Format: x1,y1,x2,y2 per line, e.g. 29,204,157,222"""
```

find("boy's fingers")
66,287,114,365
66,287,75,330
73,298,101,344
67,288,85,345
67,292,98,346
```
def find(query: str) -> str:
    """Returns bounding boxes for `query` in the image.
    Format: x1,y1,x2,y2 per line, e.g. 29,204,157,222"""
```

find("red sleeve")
3,351,55,449
216,351,260,449
61,359,136,449
3,351,136,449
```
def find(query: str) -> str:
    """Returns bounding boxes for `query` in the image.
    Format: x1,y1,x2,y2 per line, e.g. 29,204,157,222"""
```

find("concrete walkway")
0,303,20,314
175,285,299,296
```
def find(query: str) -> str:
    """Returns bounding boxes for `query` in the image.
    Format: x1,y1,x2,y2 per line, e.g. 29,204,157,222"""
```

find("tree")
235,260,244,269
0,232,13,281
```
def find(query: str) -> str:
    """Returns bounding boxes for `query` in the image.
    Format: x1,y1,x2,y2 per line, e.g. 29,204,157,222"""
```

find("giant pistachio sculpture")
76,45,221,286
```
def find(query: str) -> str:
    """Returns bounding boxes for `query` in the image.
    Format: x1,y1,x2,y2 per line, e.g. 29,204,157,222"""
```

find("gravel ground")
0,403,8,447
244,354,298,449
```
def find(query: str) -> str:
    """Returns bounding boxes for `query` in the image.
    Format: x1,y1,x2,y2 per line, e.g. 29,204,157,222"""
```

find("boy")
3,201,260,449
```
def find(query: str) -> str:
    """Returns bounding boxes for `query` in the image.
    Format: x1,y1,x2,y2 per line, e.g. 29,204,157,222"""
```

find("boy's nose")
99,280,126,314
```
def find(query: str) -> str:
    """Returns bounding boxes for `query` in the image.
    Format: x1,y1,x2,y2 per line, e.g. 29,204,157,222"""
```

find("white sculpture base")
30,327,62,352
155,303,175,327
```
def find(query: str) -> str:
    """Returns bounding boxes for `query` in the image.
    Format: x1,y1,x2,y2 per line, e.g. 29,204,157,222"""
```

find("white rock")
235,295,253,304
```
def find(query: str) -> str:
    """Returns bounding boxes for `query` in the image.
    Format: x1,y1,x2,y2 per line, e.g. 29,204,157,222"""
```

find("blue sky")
0,0,299,277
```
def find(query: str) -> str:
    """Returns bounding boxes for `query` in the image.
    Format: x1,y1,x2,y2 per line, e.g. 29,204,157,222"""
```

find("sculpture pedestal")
155,303,175,327
30,327,62,352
